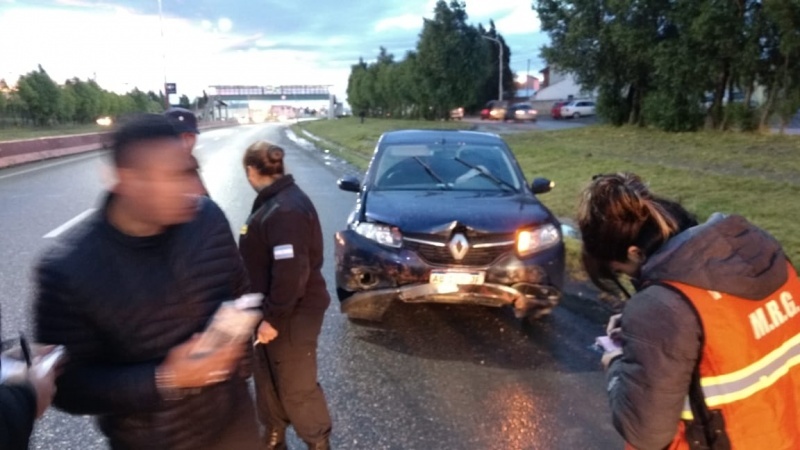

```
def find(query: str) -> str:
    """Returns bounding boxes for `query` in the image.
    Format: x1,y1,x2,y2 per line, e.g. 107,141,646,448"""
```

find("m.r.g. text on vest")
750,292,799,340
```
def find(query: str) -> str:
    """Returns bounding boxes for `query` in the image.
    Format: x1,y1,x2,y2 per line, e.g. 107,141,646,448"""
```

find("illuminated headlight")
516,224,561,256
354,222,403,248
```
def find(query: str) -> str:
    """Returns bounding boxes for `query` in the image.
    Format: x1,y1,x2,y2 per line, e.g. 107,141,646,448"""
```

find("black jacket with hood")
607,213,791,450
34,196,252,450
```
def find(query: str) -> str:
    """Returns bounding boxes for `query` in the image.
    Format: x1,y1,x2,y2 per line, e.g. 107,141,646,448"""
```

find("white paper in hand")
595,336,622,353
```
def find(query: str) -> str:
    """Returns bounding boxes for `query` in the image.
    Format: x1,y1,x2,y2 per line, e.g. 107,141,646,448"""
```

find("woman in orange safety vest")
578,172,800,450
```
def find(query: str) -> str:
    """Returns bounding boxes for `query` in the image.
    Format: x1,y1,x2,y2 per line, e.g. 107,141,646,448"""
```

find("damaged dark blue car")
334,129,565,323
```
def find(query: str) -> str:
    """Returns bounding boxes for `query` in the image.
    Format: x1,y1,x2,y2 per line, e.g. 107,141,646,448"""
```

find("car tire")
523,306,555,324
573,112,581,119
337,287,354,302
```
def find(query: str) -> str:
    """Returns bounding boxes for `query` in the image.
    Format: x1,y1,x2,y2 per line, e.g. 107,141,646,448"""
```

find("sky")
0,0,549,101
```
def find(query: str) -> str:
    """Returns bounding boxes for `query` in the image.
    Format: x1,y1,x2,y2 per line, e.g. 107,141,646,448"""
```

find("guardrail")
0,120,238,169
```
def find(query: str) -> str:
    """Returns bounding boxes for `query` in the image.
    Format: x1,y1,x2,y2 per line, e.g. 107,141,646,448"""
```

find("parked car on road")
334,129,565,324
483,100,508,121
450,107,464,120
551,101,569,119
560,100,596,119
505,103,538,122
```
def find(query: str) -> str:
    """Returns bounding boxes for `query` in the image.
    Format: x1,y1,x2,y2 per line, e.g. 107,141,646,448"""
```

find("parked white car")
561,100,596,119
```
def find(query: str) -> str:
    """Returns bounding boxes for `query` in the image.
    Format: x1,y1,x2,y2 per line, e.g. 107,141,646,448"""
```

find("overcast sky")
0,0,548,100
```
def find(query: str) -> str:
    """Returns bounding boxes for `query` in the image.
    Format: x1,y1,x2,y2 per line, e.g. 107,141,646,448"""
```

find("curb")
0,121,238,170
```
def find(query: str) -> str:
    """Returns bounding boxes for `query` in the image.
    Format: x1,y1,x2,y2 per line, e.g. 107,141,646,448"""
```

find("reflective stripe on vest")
680,329,800,420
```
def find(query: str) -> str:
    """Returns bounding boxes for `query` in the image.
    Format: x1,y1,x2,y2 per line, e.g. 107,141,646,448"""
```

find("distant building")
532,66,596,113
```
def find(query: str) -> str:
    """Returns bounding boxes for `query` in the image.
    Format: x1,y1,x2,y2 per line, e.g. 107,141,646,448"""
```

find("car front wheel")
337,287,354,302
573,112,581,119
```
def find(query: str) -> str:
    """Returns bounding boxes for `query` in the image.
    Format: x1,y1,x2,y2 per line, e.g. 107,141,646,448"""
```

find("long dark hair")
577,172,698,293
243,141,285,176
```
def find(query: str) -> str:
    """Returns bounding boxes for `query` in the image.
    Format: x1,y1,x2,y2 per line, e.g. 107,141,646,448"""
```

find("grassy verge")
506,126,800,267
0,124,107,141
296,118,800,277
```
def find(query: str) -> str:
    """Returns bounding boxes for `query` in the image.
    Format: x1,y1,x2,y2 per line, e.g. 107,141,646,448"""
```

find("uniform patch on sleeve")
273,244,294,260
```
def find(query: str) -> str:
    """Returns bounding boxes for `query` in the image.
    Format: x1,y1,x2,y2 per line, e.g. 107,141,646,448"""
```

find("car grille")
403,234,514,267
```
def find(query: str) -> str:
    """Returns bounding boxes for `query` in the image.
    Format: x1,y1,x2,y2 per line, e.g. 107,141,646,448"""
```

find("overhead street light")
481,35,503,102
158,0,169,108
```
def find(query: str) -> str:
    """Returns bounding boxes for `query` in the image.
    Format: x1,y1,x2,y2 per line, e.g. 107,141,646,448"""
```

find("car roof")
378,129,504,146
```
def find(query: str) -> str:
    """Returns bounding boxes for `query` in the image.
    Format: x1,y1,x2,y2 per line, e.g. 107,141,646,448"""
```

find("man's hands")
29,365,57,418
158,335,246,389
255,320,279,346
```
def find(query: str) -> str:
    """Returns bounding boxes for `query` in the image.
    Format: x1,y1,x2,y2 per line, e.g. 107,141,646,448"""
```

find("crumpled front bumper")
341,281,561,321
335,229,564,321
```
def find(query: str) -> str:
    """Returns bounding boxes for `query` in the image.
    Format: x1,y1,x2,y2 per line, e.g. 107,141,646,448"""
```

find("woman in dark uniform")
238,141,332,450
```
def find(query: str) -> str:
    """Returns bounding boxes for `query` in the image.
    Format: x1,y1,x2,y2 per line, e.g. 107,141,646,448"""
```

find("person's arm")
262,209,311,323
34,261,162,416
203,199,251,298
606,285,703,450
0,382,37,450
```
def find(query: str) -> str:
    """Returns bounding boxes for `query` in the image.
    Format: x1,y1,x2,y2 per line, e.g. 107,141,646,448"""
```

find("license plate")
429,270,485,286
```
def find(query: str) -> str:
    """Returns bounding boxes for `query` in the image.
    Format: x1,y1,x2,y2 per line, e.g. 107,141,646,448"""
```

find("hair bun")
267,146,284,163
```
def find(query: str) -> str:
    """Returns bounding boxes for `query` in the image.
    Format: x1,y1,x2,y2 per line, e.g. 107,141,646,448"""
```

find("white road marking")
0,151,103,181
43,208,97,238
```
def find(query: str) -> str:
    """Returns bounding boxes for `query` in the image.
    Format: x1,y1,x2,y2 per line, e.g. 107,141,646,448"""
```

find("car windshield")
372,142,522,191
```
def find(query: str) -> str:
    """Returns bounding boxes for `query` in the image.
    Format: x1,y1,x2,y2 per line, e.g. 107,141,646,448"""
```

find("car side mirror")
337,175,361,193
531,177,554,194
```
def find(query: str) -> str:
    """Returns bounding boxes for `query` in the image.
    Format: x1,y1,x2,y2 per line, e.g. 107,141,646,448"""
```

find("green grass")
506,126,800,268
297,118,800,277
292,117,472,170
0,124,107,142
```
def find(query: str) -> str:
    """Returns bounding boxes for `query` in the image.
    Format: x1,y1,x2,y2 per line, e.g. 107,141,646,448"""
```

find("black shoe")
305,438,330,450
262,427,287,450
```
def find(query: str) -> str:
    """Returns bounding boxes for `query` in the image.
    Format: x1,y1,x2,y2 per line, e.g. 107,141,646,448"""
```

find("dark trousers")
204,382,261,450
254,312,332,444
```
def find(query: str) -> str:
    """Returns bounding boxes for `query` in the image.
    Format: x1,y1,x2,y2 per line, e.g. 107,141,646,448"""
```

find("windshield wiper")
453,157,515,192
412,156,448,189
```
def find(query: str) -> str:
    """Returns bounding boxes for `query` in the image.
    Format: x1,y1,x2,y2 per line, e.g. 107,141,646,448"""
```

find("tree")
534,0,800,132
16,65,61,126
416,0,489,119
178,94,191,109
58,83,78,124
67,78,104,123
759,0,800,132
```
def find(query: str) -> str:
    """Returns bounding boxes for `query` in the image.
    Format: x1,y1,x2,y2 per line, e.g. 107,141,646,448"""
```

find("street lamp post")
481,35,503,102
157,0,169,108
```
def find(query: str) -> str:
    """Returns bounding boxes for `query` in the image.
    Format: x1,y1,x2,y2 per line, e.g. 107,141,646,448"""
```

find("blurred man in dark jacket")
33,114,259,450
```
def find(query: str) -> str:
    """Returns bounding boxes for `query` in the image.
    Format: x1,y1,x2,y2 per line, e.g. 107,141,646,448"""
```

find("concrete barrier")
0,120,238,169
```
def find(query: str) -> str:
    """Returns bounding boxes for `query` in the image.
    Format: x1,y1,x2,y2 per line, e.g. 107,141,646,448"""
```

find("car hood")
363,190,554,234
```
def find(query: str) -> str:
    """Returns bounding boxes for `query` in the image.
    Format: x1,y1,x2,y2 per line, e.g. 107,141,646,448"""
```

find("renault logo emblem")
448,233,470,261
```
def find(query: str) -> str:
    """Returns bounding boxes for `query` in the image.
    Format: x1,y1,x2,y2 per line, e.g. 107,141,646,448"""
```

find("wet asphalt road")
0,122,622,449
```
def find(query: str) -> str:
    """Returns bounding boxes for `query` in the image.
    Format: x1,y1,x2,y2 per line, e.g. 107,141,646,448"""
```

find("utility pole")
158,0,169,109
527,59,531,86
481,35,503,102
